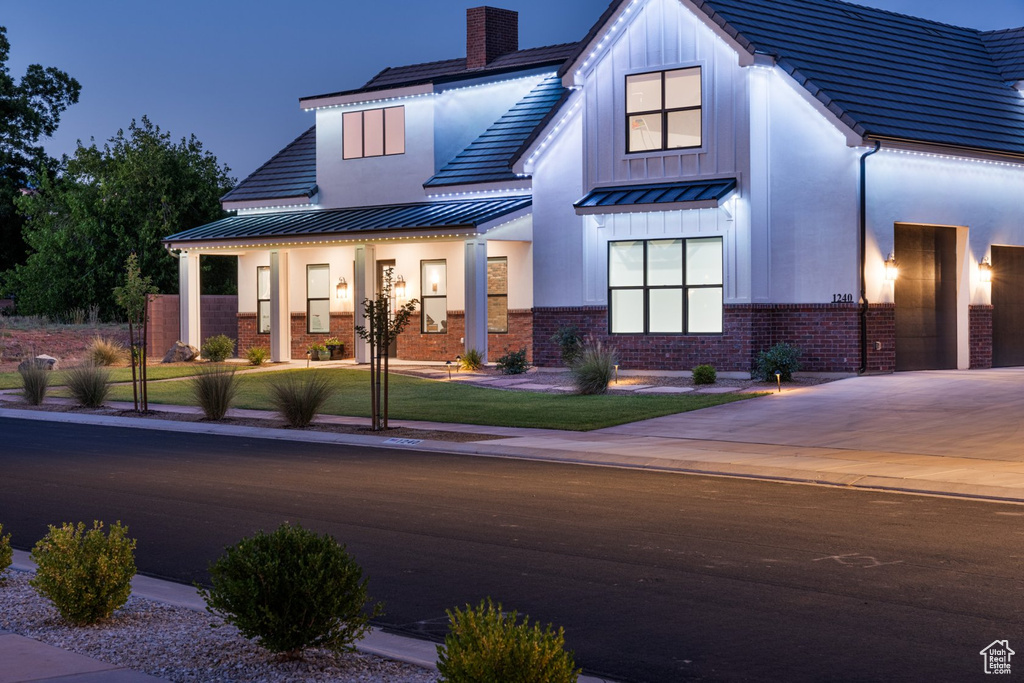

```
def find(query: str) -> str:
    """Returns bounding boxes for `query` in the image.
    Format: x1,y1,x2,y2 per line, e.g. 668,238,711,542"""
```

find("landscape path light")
775,370,781,393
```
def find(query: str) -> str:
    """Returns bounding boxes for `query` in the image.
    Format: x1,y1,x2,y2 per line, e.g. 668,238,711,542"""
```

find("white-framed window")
343,106,405,159
488,257,508,334
307,264,331,334
257,266,270,334
420,260,447,334
626,67,702,153
608,237,723,334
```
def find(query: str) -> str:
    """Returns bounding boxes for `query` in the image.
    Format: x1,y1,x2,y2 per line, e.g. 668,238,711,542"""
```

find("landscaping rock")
18,354,58,371
162,341,198,363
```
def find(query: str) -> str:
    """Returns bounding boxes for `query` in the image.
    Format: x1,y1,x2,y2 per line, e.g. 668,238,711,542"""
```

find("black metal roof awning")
574,179,738,215
164,197,532,247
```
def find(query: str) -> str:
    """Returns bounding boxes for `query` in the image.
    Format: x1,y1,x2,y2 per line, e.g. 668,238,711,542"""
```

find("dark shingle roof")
425,75,569,188
982,26,1024,82
221,127,317,204
575,179,737,211
166,197,532,244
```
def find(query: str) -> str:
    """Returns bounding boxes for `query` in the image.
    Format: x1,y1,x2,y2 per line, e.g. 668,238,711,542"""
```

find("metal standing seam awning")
574,179,738,215
163,196,533,249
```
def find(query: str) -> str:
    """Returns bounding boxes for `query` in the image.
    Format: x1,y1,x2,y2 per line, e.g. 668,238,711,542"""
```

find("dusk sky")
5,0,1024,183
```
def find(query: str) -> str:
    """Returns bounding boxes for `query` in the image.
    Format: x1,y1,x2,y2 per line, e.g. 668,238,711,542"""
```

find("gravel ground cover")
0,570,438,683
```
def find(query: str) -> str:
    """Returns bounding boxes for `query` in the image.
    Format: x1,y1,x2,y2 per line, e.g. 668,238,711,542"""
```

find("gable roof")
221,126,317,205
982,26,1024,82
425,74,569,188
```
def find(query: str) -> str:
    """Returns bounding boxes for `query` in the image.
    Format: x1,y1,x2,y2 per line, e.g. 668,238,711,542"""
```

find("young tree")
355,268,418,431
113,254,157,412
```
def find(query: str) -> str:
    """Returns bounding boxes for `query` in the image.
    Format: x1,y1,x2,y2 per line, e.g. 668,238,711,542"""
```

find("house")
980,640,1014,674
164,0,1024,375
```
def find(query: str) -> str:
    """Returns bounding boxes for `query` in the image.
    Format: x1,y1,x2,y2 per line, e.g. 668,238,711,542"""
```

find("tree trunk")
128,320,139,411
368,307,377,430
141,300,149,412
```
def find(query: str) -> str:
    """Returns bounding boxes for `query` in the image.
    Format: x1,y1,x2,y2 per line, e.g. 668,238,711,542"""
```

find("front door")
376,260,398,358
894,224,957,371
992,245,1024,367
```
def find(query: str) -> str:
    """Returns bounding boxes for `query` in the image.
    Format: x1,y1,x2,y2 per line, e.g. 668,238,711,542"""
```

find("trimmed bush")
569,340,617,395
755,342,803,382
245,345,270,366
458,348,484,371
550,325,583,367
496,347,530,375
692,364,717,385
30,521,136,625
269,372,336,427
65,364,111,408
88,336,126,366
0,523,11,584
19,363,49,405
202,334,235,362
190,365,239,420
198,523,381,658
437,598,580,683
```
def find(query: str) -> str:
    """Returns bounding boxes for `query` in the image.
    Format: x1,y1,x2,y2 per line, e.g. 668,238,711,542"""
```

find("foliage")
64,363,111,408
307,342,327,353
113,254,158,411
0,522,11,583
458,348,483,371
88,336,126,366
7,116,234,317
755,342,803,382
29,520,136,625
245,346,269,366
550,325,583,367
198,523,381,658
201,334,235,362
324,337,341,346
569,340,618,395
190,365,239,420
0,25,81,273
19,362,49,404
691,364,717,385
495,347,530,375
269,371,336,427
437,598,580,683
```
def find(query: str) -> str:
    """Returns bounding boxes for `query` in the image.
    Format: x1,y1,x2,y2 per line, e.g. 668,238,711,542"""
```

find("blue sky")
5,0,1024,183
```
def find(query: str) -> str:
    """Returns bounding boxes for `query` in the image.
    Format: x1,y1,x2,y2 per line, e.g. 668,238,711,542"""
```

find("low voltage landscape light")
884,252,899,281
335,276,348,299
446,360,452,379
979,257,993,283
775,370,782,393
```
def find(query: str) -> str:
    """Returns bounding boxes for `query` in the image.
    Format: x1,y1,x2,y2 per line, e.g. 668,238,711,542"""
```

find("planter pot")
317,350,330,361
327,344,345,360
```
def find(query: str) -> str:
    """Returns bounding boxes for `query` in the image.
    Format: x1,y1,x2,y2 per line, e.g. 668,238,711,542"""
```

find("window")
257,266,270,334
608,237,722,334
307,264,331,334
626,67,701,153
343,106,405,159
420,260,447,334
488,257,508,333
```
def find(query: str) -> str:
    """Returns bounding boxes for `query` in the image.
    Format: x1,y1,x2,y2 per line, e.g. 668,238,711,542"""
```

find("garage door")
992,245,1024,367
894,224,957,371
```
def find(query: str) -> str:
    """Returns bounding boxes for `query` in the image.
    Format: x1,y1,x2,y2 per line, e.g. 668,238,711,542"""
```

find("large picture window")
421,260,447,334
343,106,405,159
608,237,722,334
626,67,702,153
257,266,270,334
488,257,508,334
307,264,331,334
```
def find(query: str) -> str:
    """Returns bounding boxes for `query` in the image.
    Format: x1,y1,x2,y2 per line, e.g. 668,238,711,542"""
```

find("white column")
179,250,201,350
269,249,291,362
354,244,375,363
464,238,488,363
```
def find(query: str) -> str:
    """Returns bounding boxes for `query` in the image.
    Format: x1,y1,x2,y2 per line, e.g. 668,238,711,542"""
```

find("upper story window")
626,67,702,153
343,106,405,159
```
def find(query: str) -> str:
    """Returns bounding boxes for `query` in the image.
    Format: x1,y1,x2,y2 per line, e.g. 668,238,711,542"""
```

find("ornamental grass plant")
269,371,336,427
458,348,484,371
569,339,617,395
245,345,270,366
189,365,239,420
19,363,49,405
87,336,127,366
64,363,111,408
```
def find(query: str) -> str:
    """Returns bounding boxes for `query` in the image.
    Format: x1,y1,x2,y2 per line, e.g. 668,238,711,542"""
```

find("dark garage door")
894,224,957,371
992,245,1024,367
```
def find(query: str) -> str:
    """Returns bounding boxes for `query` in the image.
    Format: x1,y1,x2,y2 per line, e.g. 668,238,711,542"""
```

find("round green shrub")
496,347,530,375
691,364,717,385
0,523,12,584
198,522,382,658
201,334,236,362
755,342,803,381
437,598,580,683
30,521,137,624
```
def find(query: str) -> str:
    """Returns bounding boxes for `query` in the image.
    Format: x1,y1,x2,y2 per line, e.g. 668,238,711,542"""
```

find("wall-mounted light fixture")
430,272,439,293
884,252,899,281
979,256,993,283
335,276,348,300
394,275,406,298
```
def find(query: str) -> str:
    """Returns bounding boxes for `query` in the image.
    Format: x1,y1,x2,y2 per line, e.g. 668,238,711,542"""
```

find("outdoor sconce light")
394,275,406,298
431,273,439,293
979,257,993,283
335,276,348,300
884,252,899,281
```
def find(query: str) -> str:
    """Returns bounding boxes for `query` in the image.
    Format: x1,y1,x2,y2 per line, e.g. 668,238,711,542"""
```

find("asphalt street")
1,417,1021,682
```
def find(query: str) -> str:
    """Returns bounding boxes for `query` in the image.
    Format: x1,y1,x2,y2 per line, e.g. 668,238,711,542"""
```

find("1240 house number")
831,293,854,303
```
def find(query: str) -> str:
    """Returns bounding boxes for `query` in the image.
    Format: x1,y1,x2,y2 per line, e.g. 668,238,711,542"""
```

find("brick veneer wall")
865,304,896,373
969,304,993,369
392,309,534,362
466,7,518,69
237,312,355,360
146,294,238,357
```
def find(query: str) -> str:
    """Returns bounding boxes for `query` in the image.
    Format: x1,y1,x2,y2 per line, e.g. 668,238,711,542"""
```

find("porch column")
269,249,291,362
354,244,375,363
464,238,488,363
178,250,201,350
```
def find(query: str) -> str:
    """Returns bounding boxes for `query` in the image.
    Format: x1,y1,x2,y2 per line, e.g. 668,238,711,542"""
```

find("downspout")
858,140,881,374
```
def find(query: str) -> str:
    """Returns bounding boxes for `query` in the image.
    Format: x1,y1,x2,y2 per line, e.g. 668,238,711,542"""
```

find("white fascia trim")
478,207,533,238
163,228,485,253
514,91,582,175
222,196,319,212
300,83,434,111
424,179,532,198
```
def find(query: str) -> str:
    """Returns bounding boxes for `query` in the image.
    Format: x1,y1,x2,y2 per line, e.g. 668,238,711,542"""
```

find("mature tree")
7,116,235,316
0,25,81,273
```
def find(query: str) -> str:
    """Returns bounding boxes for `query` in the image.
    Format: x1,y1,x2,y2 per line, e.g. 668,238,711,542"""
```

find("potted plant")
324,337,344,360
308,342,329,361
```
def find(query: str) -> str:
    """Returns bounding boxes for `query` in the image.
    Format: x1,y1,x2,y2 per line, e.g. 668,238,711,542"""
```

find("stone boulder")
162,341,198,363
18,354,58,372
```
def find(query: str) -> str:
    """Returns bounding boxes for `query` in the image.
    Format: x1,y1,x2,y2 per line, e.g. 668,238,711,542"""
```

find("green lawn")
102,368,762,431
0,364,251,390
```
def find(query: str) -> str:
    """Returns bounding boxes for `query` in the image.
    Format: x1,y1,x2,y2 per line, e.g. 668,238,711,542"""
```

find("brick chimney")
466,7,519,69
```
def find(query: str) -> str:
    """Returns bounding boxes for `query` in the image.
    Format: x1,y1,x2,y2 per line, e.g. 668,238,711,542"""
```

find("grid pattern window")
343,106,405,159
487,257,508,333
306,264,331,334
421,260,447,334
626,67,702,153
608,238,722,334
257,266,270,334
